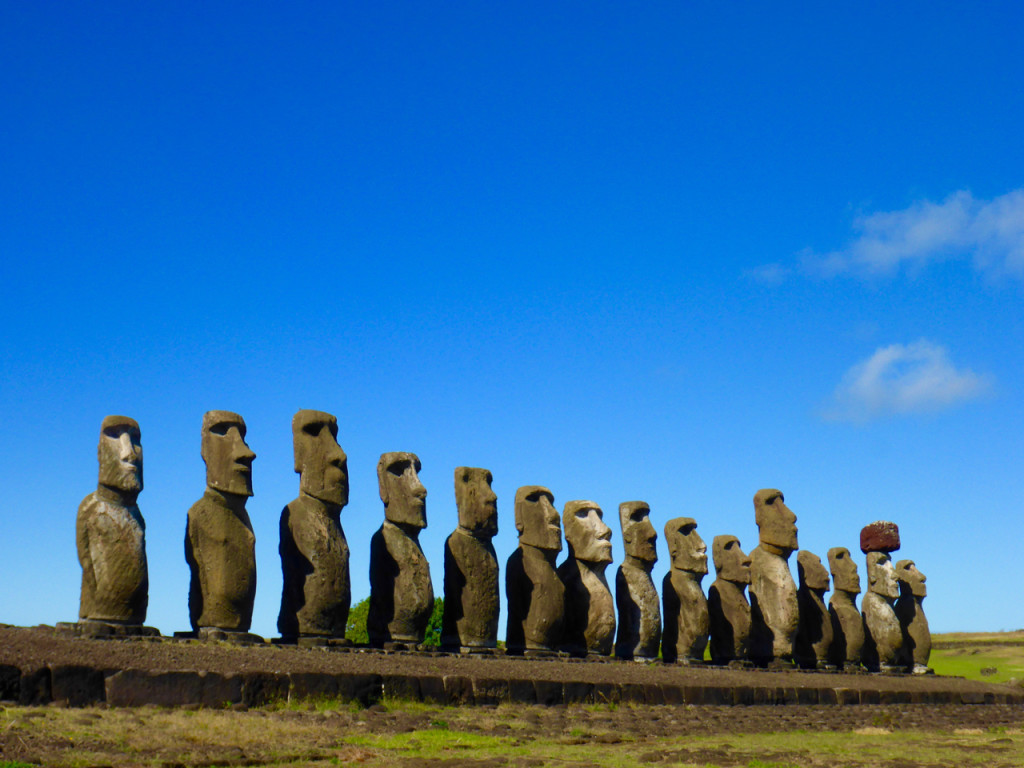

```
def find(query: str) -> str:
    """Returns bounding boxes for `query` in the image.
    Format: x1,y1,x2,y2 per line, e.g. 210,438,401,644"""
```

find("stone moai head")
797,550,830,592
378,452,427,528
895,559,927,598
98,415,143,497
563,500,613,564
292,410,348,507
619,501,658,564
866,552,899,600
201,411,255,497
455,466,498,538
665,517,707,574
713,535,751,584
827,547,861,594
514,486,561,551
754,488,798,553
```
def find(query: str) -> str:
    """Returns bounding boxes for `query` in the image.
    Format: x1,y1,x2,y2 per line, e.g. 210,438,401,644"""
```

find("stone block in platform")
533,679,563,706
472,677,509,705
56,621,160,639
51,664,105,706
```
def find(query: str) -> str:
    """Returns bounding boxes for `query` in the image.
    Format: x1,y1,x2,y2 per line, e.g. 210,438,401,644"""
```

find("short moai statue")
708,535,752,665
368,452,434,648
860,521,903,672
748,489,799,667
614,501,661,660
661,517,710,664
827,547,865,670
505,486,565,654
895,559,932,674
185,411,260,641
277,410,351,644
557,500,615,657
795,550,833,669
441,467,499,651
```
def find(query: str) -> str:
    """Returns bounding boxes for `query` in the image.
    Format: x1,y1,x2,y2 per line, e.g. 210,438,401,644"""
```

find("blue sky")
2,2,1022,637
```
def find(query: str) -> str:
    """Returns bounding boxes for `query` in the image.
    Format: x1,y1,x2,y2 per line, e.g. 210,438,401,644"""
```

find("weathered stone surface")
661,517,709,664
368,452,434,646
614,501,661,660
860,521,900,554
827,546,865,669
442,467,499,650
862,551,903,671
50,664,105,707
186,411,257,633
505,486,564,653
895,559,931,673
278,410,351,640
748,489,799,665
558,500,615,657
708,534,752,664
795,550,833,669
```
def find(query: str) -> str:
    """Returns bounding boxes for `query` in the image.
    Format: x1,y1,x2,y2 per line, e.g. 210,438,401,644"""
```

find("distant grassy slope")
931,631,1024,685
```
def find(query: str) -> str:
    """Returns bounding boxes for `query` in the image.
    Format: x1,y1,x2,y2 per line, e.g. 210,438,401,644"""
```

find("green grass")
931,630,1024,685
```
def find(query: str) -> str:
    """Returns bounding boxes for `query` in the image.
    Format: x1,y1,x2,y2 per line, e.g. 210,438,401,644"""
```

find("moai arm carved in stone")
557,500,614,657
748,489,799,667
795,550,833,669
614,501,661,660
895,558,932,674
368,452,434,647
277,410,351,642
827,546,865,670
708,535,752,665
442,467,499,651
661,517,709,664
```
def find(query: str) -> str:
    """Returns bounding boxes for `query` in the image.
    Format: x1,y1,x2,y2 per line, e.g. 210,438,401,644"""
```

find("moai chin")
368,452,434,647
661,517,710,664
895,559,932,674
557,500,615,657
277,410,351,642
748,489,799,666
185,411,259,640
795,550,834,669
827,546,865,670
441,467,500,651
708,534,752,665
505,486,564,654
861,549,903,672
614,501,661,660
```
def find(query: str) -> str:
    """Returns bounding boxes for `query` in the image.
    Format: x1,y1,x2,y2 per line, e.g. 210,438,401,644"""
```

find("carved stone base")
56,621,160,639
912,664,934,675
176,628,264,644
274,636,353,649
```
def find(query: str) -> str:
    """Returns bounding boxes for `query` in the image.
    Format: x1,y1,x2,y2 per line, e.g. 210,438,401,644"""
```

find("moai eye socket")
209,422,230,436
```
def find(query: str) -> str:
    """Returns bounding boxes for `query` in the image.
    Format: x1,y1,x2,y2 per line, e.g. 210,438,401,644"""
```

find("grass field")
931,630,1024,685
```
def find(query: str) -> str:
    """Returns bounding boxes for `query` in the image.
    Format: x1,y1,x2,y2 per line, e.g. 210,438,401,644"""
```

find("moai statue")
505,486,564,654
441,467,499,651
277,410,351,643
895,559,931,674
708,535,752,665
661,517,709,664
860,521,903,672
368,452,434,647
557,500,615,657
748,489,799,666
827,547,865,670
614,501,661,660
185,411,259,641
795,550,833,669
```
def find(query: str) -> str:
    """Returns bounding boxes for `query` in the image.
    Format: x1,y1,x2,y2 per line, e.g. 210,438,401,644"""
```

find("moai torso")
558,557,615,656
506,545,565,652
662,570,709,663
368,520,434,644
749,546,798,662
795,551,833,669
827,546,864,669
615,559,661,659
708,578,751,663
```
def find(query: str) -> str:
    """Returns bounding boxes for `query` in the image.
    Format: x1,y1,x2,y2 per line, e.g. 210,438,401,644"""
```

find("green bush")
345,596,444,647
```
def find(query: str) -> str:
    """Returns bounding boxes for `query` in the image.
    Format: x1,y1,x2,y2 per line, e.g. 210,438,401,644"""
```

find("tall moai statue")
557,500,615,657
708,535,752,665
795,550,833,669
185,411,259,641
748,489,799,666
859,521,903,672
614,501,661,660
505,486,565,654
661,517,710,664
441,467,499,651
827,546,864,670
277,410,351,643
895,559,931,674
368,452,434,648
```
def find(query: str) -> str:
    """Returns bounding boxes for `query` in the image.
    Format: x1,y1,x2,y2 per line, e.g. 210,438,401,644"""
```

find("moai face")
797,550,830,591
895,559,927,598
827,547,861,594
665,517,707,574
619,501,658,564
201,411,255,497
563,500,612,564
713,535,751,584
293,410,348,507
866,552,899,600
378,452,427,528
514,486,561,551
455,466,498,537
754,488,798,552
98,415,143,495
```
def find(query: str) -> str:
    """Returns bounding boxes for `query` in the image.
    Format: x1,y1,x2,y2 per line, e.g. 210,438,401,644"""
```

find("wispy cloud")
824,340,992,422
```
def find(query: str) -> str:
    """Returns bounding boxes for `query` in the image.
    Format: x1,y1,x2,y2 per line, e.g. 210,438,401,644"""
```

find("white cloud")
744,262,791,284
825,340,992,422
